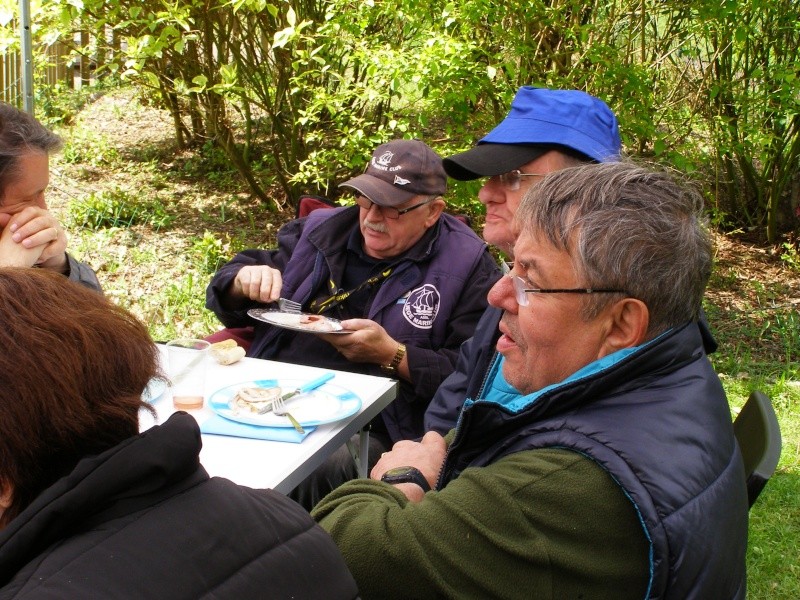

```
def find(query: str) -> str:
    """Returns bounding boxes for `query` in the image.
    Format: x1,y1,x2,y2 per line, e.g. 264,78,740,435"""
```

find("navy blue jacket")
207,206,500,441
439,322,748,599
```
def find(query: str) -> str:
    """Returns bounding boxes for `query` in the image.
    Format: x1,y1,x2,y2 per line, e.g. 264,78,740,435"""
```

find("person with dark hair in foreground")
0,103,100,290
0,268,357,599
313,162,748,599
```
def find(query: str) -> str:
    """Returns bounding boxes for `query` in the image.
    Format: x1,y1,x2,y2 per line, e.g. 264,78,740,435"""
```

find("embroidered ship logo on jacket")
403,284,440,329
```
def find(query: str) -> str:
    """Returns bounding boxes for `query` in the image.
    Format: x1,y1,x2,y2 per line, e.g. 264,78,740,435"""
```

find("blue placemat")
200,414,315,443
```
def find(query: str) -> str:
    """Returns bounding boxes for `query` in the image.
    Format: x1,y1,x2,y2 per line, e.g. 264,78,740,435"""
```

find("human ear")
598,298,649,357
424,197,446,227
0,479,13,511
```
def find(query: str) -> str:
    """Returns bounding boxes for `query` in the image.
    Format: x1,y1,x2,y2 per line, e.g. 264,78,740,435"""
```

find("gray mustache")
363,220,389,233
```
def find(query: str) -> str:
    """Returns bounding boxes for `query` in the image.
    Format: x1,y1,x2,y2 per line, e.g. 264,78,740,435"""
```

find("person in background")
312,161,748,599
0,268,358,599
206,139,500,509
424,86,624,433
0,103,100,290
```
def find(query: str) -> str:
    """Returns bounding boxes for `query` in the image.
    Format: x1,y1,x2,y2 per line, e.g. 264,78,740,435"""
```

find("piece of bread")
210,339,238,350
210,340,246,365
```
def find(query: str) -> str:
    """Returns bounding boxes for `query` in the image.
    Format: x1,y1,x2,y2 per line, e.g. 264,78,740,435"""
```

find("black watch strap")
380,466,431,492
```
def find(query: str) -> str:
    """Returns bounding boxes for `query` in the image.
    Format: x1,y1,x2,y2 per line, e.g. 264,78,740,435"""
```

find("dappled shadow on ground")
705,232,800,369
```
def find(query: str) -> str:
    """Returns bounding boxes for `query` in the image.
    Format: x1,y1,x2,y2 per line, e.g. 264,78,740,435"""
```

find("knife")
258,373,335,414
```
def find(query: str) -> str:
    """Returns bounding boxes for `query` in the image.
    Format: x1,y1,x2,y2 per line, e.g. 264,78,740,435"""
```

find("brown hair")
0,103,62,199
0,268,160,526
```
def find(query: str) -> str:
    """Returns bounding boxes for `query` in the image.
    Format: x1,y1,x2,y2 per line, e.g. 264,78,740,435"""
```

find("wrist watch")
380,466,431,492
380,342,406,375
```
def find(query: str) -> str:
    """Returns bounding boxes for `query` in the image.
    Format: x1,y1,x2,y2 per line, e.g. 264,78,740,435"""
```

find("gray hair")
0,103,62,198
515,161,712,338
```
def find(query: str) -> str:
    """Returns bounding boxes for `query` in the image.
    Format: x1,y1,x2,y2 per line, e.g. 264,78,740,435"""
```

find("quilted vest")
440,323,748,599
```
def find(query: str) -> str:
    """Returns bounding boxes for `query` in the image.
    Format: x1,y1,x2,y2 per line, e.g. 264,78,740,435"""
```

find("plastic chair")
732,390,782,508
296,194,337,218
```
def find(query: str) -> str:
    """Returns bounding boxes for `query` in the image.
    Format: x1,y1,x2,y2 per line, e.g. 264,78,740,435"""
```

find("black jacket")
0,413,359,599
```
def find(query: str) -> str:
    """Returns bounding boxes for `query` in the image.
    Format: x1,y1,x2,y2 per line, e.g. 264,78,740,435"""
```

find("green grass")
49,89,800,599
706,260,800,598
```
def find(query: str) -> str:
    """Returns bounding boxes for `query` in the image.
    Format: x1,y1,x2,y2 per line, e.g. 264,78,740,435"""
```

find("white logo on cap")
394,175,410,186
376,151,394,167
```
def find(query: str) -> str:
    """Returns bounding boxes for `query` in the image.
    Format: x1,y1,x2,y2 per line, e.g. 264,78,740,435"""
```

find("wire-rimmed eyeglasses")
355,196,435,219
511,275,627,306
496,170,547,191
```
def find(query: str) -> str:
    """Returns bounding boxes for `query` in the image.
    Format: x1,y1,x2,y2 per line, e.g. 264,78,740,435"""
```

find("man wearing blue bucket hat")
425,86,624,433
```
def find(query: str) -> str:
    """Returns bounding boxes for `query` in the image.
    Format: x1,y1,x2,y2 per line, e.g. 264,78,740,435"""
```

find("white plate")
209,379,362,428
247,309,352,334
142,378,167,403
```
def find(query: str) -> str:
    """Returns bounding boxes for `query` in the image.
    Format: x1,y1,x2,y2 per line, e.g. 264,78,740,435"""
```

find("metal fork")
272,396,305,434
277,297,302,313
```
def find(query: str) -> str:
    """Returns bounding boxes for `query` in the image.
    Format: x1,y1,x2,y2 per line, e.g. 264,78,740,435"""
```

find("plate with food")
208,378,362,428
247,309,352,334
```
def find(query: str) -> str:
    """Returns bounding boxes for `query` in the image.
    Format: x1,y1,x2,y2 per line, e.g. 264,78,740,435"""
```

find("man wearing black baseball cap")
424,86,622,433
207,139,500,507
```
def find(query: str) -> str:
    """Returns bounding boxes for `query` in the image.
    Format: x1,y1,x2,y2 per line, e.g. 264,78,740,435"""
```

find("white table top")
140,346,397,493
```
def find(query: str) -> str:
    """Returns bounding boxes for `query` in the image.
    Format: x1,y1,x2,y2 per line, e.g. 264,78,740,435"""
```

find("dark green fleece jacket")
313,448,648,599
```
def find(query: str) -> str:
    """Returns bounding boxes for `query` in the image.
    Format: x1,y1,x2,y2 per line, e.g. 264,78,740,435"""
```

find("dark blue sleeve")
423,306,503,434
205,218,307,328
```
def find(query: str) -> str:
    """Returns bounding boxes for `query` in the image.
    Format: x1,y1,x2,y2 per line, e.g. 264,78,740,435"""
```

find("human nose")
488,274,518,313
478,177,506,205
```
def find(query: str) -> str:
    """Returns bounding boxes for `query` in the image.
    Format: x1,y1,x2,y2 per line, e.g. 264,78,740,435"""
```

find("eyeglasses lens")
498,171,521,191
356,197,400,219
511,276,530,306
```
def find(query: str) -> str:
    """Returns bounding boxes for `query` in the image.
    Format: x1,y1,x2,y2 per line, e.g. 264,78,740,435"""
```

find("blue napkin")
200,414,315,443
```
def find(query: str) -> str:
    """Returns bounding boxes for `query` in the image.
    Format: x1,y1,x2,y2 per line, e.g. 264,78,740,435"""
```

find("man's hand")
0,217,46,267
1,207,69,272
230,265,283,303
324,318,399,365
370,431,447,502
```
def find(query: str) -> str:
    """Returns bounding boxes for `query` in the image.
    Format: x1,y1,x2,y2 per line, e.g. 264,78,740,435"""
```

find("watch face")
380,466,431,491
384,466,415,477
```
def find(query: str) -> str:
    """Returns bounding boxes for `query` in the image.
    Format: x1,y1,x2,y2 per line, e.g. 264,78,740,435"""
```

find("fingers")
0,225,46,267
234,266,283,303
8,206,62,248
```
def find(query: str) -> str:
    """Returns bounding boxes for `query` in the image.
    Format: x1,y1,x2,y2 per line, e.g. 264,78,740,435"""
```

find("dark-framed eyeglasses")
355,196,436,219
496,170,547,191
511,275,627,306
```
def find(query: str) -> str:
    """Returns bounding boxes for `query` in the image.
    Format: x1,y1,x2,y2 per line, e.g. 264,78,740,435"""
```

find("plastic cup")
166,338,210,410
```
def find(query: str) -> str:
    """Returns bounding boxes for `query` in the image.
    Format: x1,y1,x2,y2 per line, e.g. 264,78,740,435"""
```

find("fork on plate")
277,298,302,313
272,396,305,434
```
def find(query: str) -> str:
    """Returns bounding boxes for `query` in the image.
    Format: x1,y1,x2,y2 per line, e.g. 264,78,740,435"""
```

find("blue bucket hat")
444,87,621,180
